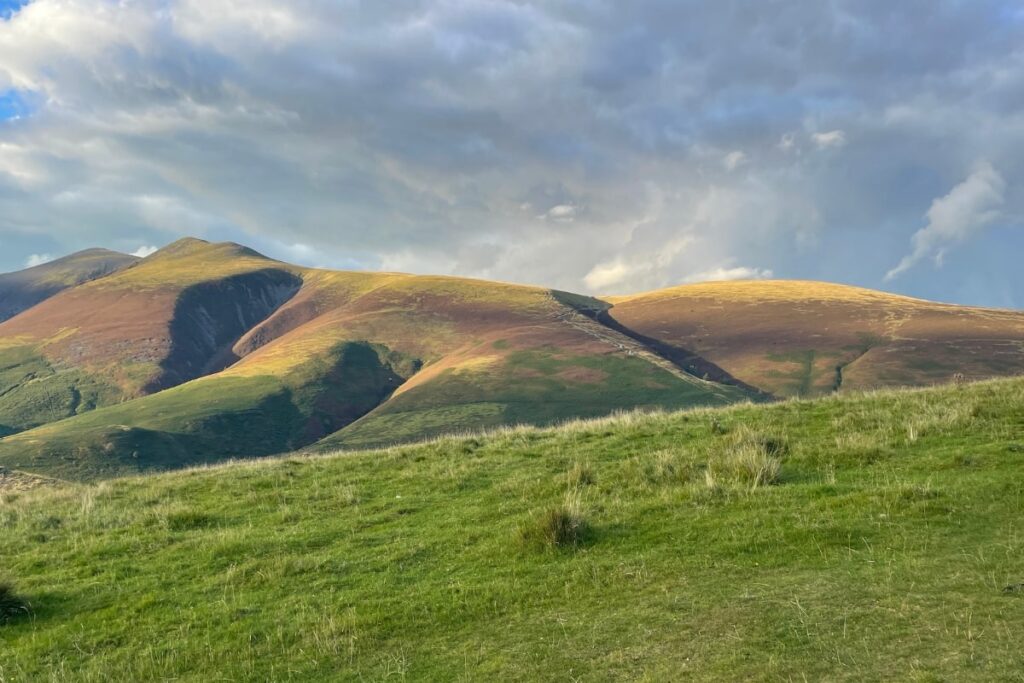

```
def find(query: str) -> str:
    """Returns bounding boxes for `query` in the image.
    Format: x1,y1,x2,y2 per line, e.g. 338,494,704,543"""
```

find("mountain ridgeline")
1,238,1022,481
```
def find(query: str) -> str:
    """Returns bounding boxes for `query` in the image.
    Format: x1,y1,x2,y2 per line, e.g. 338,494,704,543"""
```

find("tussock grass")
519,489,589,550
566,461,596,488
704,425,785,490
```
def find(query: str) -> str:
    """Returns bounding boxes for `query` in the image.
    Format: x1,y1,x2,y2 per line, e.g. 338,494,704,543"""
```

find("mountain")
0,239,751,480
0,239,1021,481
609,280,1024,397
0,248,138,323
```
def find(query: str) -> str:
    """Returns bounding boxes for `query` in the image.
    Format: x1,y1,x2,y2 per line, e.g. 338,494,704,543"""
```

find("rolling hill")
0,240,751,480
609,280,1024,397
0,248,138,323
2,377,1023,680
0,239,1021,481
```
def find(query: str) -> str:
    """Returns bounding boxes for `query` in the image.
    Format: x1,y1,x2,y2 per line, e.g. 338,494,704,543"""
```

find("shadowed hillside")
0,239,302,436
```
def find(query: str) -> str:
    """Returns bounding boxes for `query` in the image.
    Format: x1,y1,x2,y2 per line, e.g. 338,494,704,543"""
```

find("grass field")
2,377,1024,680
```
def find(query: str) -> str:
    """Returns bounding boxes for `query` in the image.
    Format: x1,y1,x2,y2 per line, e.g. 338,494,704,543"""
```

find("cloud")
886,163,1006,281
583,260,632,290
131,245,158,258
544,204,578,222
811,130,846,149
683,266,774,283
0,1,1021,305
24,253,53,268
723,151,747,171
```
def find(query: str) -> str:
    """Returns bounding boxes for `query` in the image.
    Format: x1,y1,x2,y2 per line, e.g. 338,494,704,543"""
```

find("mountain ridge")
0,238,1021,481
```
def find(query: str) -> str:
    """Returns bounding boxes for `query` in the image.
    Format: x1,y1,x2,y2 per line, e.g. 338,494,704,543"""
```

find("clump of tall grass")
626,449,697,488
518,489,589,550
566,461,595,488
703,425,785,491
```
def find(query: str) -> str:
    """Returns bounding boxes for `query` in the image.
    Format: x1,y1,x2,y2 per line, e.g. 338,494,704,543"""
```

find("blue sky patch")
0,90,33,121
0,0,30,20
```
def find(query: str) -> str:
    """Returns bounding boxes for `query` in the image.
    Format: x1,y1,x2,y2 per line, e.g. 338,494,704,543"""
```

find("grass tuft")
705,425,785,490
566,461,595,488
519,490,589,550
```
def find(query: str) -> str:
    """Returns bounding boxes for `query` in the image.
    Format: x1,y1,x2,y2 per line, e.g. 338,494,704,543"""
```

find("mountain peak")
147,238,271,263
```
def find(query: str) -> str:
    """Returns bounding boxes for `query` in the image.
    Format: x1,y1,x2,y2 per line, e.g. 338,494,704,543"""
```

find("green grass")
323,349,749,450
0,342,417,480
0,346,122,436
2,378,1024,680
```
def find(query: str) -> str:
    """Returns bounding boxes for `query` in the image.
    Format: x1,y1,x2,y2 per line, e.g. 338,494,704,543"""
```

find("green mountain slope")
2,378,1023,680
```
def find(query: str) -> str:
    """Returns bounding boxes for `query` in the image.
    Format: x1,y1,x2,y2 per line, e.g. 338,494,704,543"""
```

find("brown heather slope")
233,275,748,450
0,248,138,323
607,280,1024,397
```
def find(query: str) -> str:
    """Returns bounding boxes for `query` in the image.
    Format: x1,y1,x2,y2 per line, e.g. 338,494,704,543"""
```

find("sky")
0,1,1021,306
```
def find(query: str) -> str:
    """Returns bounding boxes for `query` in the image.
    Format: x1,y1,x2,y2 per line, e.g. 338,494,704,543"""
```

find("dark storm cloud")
0,0,1020,304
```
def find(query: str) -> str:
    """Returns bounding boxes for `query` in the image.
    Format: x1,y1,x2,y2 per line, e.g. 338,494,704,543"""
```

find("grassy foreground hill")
2,377,1024,680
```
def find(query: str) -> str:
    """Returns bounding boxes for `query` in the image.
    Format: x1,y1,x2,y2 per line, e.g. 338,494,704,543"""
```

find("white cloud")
544,204,577,222
811,130,846,149
683,266,774,283
24,253,53,268
583,260,631,290
131,245,159,258
886,162,1006,281
723,150,747,171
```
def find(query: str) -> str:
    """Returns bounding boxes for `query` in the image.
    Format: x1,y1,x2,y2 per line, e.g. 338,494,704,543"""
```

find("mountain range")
1,237,1022,481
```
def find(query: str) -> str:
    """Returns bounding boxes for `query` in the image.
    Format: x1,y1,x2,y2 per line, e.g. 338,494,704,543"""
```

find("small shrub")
519,491,588,550
0,582,30,623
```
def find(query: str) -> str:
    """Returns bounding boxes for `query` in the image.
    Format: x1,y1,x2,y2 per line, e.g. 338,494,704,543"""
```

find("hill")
0,239,301,438
0,241,751,480
0,248,138,323
1,378,1023,680
0,240,1022,481
609,280,1024,397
